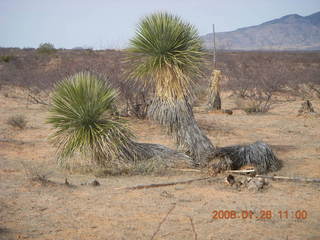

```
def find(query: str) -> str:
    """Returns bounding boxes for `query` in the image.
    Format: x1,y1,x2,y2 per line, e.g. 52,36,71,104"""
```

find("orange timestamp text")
211,210,308,220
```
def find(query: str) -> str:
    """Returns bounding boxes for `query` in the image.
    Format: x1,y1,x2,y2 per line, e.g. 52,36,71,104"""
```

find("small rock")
247,177,265,192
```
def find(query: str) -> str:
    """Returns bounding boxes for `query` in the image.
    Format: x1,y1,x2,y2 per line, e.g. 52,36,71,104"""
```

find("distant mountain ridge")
202,11,320,50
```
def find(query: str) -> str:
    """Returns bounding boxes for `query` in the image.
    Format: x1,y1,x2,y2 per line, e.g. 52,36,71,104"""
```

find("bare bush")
220,52,297,112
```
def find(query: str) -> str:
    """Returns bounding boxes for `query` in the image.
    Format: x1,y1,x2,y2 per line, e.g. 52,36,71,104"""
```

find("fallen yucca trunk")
207,69,222,111
209,141,281,174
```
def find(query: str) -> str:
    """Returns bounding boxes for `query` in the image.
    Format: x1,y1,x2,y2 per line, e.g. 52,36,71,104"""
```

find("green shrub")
0,55,14,63
37,42,57,54
7,115,27,129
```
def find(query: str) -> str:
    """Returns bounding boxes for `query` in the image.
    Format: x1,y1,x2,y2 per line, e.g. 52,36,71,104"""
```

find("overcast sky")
1,0,319,49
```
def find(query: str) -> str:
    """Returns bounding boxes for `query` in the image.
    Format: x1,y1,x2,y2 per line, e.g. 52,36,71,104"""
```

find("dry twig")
188,216,198,240
150,204,176,240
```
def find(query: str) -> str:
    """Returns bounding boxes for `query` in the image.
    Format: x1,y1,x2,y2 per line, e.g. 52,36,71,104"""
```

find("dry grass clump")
7,115,27,129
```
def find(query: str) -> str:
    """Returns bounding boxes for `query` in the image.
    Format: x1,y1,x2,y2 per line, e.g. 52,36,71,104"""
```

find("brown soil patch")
0,90,319,240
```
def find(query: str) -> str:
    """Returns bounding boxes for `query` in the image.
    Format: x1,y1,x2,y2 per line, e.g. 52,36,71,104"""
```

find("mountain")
202,11,320,50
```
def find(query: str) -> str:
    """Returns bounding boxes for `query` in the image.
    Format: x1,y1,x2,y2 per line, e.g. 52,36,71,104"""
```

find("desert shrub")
244,91,273,113
233,90,273,113
7,115,27,129
0,55,14,63
37,42,57,54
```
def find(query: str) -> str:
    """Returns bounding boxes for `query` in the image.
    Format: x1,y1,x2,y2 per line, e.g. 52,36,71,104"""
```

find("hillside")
202,11,320,50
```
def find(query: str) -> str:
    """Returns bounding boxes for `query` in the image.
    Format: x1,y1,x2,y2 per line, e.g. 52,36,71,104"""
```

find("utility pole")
212,24,216,69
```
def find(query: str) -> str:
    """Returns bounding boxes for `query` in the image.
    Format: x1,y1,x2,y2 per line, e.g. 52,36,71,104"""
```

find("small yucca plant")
47,72,137,169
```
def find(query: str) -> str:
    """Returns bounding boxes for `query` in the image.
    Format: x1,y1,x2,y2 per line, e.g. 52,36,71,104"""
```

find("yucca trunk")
148,96,215,166
208,70,222,110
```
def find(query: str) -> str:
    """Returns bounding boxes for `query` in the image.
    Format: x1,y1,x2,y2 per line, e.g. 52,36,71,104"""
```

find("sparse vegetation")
7,114,27,129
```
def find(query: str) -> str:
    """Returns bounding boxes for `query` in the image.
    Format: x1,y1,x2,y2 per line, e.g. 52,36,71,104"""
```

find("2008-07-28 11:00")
211,210,308,220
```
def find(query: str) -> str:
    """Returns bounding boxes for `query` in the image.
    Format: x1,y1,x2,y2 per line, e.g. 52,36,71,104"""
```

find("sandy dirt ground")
0,88,319,240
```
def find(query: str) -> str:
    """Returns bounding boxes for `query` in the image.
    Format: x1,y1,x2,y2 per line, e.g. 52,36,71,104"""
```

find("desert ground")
0,85,319,240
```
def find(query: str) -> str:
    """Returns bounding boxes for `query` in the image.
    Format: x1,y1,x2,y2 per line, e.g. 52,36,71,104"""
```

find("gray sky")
1,0,319,49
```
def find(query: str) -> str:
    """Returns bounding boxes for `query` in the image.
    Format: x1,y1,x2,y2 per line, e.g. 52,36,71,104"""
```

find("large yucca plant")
128,12,215,165
128,12,203,101
47,72,138,168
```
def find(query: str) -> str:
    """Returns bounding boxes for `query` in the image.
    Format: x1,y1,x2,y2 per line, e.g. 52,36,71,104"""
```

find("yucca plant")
47,72,140,169
128,12,215,165
47,71,192,171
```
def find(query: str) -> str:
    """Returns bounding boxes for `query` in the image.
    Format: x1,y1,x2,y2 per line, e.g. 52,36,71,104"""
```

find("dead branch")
226,169,255,174
150,204,176,240
116,177,210,190
256,175,320,183
188,216,198,240
226,169,320,183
